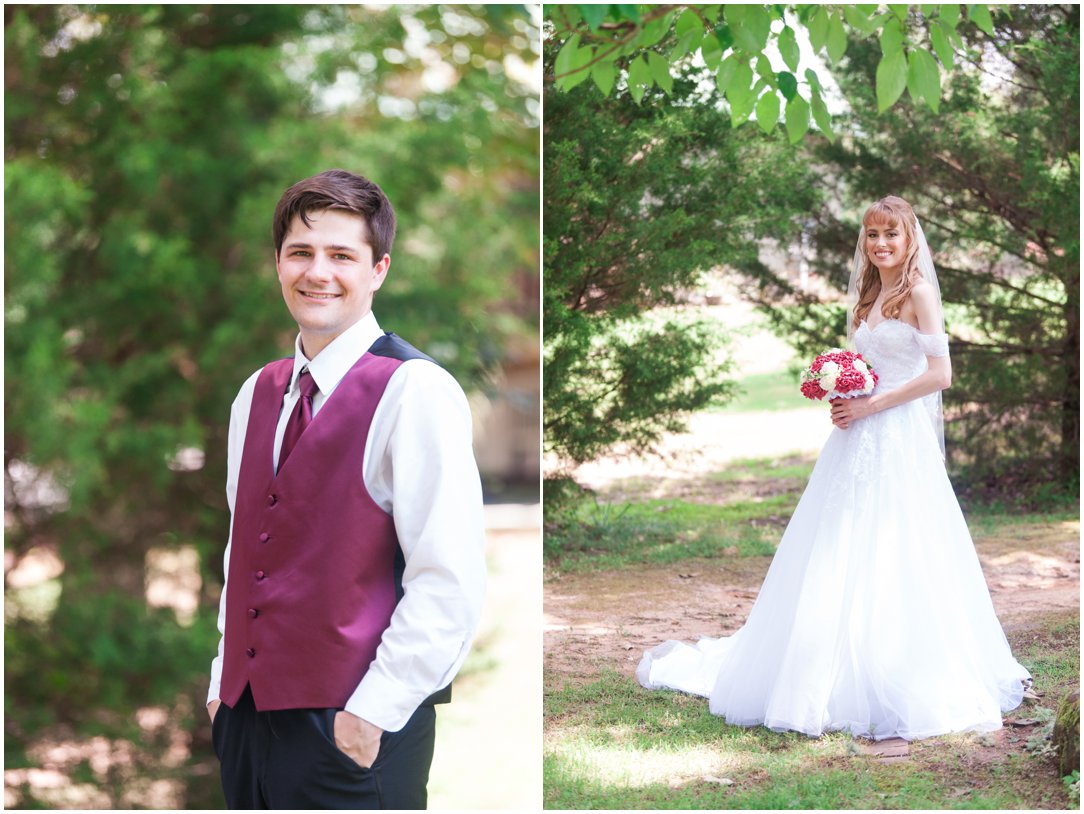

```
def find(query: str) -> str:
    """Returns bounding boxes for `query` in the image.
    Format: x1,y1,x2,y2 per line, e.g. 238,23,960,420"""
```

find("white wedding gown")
637,319,1031,740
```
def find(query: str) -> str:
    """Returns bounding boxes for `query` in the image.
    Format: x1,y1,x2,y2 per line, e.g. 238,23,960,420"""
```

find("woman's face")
864,219,908,274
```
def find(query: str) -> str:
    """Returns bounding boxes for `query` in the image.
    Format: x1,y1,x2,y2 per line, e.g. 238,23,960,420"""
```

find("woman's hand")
830,396,875,429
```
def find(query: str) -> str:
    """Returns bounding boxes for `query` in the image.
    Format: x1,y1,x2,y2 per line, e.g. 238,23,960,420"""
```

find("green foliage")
781,5,1079,493
543,44,819,466
5,4,537,805
546,4,997,141
1064,771,1080,805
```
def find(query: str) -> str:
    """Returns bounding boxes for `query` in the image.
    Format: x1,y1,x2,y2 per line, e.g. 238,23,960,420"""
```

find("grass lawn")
714,370,811,413
544,455,1080,810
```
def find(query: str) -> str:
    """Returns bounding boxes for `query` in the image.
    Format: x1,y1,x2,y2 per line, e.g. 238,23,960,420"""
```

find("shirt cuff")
343,669,427,732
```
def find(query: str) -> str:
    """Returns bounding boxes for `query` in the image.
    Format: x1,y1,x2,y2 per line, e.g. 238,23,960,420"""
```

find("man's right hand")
208,699,221,723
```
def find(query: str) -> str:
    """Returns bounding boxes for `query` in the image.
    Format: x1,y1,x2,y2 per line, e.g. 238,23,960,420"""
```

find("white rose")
854,359,868,373
818,361,839,392
864,373,874,390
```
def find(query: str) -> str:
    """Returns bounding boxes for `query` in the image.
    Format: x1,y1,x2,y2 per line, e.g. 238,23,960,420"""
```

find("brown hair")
273,169,396,260
852,195,923,330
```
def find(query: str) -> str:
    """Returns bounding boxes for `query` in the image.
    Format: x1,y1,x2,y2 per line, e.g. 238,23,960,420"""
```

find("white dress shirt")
207,312,487,731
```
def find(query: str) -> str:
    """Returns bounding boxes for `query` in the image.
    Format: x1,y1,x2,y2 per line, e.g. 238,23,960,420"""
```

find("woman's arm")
831,283,950,429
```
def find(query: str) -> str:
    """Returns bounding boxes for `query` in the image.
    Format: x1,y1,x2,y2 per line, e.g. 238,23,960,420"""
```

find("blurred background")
5,4,539,809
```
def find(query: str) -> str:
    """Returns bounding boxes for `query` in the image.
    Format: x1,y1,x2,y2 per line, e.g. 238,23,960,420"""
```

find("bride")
637,196,1032,741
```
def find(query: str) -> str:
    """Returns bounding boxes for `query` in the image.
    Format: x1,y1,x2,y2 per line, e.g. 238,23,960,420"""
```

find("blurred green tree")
742,4,1079,498
543,40,819,468
5,4,537,807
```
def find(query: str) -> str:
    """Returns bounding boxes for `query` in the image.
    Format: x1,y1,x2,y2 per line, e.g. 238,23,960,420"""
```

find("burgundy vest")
220,347,405,711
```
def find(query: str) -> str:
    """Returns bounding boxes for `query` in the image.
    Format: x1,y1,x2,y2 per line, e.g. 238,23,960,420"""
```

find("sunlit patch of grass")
545,670,1076,809
544,496,792,571
710,455,816,483
711,371,811,414
965,511,1079,545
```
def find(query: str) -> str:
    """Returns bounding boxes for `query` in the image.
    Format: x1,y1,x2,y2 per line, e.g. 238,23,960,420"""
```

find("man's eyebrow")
282,241,362,252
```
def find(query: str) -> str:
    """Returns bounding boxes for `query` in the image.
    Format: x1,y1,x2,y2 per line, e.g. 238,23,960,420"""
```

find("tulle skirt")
636,399,1031,740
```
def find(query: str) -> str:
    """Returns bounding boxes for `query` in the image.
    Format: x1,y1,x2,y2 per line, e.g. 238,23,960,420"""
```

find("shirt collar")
290,312,384,397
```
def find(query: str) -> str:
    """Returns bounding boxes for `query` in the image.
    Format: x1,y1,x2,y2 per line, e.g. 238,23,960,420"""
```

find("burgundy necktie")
279,368,319,469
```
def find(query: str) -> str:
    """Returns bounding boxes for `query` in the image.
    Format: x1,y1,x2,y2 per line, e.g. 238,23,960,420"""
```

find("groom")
206,169,487,809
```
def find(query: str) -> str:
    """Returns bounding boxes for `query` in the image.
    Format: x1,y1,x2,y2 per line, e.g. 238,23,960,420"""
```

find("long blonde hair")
852,196,924,330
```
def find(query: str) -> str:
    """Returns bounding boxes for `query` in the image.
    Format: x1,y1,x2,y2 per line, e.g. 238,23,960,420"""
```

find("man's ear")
370,253,391,292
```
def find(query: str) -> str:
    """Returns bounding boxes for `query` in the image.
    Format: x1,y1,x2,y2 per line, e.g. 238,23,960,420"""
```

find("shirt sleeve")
343,360,487,731
207,370,261,707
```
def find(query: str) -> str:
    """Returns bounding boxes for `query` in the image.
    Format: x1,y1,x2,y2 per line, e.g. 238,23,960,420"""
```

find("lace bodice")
854,319,949,393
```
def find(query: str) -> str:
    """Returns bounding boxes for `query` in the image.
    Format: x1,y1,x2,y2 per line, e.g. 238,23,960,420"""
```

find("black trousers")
213,685,436,809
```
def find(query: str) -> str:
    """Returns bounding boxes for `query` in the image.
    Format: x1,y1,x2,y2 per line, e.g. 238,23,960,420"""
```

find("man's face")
275,209,389,358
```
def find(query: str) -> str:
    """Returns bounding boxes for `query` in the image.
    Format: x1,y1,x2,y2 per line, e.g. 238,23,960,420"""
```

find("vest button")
258,532,270,543
255,570,266,580
248,608,259,618
267,494,277,506
246,648,256,658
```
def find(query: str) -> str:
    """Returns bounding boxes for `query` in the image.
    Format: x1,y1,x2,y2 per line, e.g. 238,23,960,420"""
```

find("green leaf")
919,4,938,17
671,27,700,60
561,39,595,90
843,6,877,35
554,34,582,78
879,17,903,56
968,4,994,35
701,31,724,70
778,25,800,72
907,47,941,112
563,53,594,90
810,90,834,142
929,21,954,68
592,60,616,95
639,15,672,48
726,61,756,125
826,12,848,63
614,4,641,23
945,22,965,48
701,4,721,23
714,22,734,51
579,4,609,31
675,8,703,38
784,94,810,143
629,80,646,104
876,48,908,111
939,3,960,27
647,51,673,94
855,3,879,13
807,6,830,53
888,4,908,21
628,54,651,91
778,70,798,100
728,3,772,52
755,90,780,133
755,54,776,86
715,55,739,95
804,68,823,93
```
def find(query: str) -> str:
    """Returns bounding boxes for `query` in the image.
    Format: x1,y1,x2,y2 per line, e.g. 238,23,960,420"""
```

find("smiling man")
206,169,486,809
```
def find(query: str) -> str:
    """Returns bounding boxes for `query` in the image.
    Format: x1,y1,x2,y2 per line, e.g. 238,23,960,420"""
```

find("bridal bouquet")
800,349,878,401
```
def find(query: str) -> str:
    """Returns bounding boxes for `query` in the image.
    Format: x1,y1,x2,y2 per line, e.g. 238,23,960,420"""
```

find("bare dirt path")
544,523,1079,687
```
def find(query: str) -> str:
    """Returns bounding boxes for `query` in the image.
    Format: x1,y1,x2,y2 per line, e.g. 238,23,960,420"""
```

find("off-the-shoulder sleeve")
915,331,949,357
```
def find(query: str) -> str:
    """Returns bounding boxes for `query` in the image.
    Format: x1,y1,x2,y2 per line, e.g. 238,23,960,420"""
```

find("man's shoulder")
369,335,470,411
366,332,439,366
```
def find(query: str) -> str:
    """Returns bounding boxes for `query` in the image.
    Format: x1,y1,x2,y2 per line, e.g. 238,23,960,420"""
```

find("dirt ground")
543,527,1080,688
